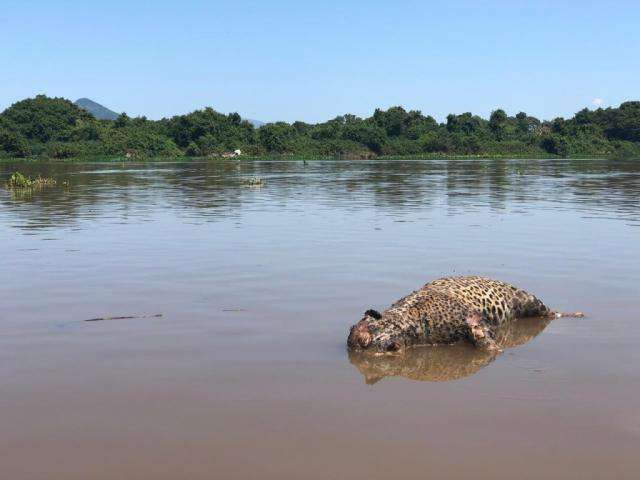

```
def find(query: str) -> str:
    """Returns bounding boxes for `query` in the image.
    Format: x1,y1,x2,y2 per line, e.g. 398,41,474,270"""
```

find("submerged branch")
84,313,163,322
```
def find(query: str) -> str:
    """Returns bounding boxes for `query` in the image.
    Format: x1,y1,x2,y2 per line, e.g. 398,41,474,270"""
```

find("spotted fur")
347,276,552,353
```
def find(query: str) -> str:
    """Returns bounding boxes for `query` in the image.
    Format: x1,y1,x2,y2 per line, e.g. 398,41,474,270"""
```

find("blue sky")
2,0,639,122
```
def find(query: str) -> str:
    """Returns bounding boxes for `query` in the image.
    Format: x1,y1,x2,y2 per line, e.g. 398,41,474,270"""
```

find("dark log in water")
84,314,163,322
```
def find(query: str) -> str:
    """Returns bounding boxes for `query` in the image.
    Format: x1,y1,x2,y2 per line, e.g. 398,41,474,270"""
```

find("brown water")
1,158,639,479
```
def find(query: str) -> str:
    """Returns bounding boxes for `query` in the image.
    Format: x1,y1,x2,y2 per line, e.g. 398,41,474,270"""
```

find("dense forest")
1,95,639,160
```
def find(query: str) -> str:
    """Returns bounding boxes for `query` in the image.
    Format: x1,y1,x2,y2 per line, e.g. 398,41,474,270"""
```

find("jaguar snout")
348,320,373,349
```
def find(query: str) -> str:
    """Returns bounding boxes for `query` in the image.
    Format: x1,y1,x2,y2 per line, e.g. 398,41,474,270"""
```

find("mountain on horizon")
75,97,265,126
247,118,265,127
75,98,120,120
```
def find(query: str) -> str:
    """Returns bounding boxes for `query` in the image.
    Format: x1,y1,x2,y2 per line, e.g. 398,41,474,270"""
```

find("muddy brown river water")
1,159,639,479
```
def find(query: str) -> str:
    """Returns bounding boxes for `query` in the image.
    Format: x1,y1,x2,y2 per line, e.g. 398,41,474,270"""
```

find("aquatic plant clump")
5,171,57,190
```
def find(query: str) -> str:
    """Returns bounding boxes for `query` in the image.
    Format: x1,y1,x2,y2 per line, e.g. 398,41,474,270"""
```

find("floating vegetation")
3,171,67,200
5,171,57,190
242,177,265,187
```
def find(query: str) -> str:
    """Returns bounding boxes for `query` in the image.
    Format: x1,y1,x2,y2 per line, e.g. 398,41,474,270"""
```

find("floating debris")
84,313,163,322
241,177,264,187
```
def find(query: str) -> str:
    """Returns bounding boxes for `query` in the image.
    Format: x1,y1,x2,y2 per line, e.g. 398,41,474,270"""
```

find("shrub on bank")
1,95,640,160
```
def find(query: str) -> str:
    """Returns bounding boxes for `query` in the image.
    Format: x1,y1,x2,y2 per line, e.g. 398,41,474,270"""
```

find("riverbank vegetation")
1,95,639,161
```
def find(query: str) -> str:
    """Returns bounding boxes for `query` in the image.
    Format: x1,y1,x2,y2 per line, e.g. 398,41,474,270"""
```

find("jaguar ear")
364,309,382,320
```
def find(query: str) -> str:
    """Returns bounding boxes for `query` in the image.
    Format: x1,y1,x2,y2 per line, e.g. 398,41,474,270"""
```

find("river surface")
1,158,639,479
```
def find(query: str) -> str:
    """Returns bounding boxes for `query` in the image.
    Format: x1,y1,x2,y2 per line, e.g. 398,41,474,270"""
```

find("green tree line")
1,95,639,160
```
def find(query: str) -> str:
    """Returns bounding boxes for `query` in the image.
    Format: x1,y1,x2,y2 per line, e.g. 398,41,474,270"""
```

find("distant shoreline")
2,95,639,162
0,153,614,164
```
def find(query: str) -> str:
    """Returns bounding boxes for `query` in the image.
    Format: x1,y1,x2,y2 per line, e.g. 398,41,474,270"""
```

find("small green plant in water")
5,171,57,190
7,172,33,188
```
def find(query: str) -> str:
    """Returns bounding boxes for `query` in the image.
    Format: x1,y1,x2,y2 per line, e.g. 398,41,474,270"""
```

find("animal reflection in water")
349,316,552,384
